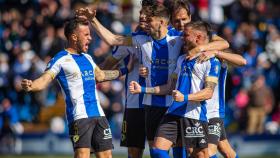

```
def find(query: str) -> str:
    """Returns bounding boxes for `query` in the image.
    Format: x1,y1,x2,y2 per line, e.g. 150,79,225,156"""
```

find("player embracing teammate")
22,0,247,158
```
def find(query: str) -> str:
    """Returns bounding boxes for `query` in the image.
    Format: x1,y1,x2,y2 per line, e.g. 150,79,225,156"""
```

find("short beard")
76,39,84,53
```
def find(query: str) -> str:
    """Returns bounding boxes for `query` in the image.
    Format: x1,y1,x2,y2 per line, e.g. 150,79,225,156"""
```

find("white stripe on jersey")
45,50,105,123
132,28,183,107
168,55,221,121
112,46,145,109
206,62,227,119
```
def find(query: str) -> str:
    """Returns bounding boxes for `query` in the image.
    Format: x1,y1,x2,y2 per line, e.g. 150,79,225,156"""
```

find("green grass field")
1,155,279,158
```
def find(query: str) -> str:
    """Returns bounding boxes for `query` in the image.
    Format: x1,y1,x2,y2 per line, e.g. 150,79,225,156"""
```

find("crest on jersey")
169,39,176,47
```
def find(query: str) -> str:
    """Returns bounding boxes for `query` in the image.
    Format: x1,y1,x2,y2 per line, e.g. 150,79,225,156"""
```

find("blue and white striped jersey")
167,55,221,122
45,50,104,123
132,28,183,107
111,45,145,109
206,62,227,119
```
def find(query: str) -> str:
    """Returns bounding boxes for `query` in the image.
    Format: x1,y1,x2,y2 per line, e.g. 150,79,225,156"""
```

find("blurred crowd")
0,0,280,146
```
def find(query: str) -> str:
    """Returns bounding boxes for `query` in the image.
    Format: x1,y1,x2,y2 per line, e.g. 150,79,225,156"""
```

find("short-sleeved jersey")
45,50,105,123
167,55,221,122
111,45,145,109
132,28,183,107
206,62,227,119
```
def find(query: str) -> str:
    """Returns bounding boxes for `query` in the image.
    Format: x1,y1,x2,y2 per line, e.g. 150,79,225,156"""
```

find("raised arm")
21,72,53,92
196,49,247,66
188,35,229,58
76,8,132,46
129,74,178,95
201,35,229,52
215,49,247,66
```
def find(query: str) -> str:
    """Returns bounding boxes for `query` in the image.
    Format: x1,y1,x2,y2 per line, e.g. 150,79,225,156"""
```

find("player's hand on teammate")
172,90,184,102
186,45,205,60
196,50,217,63
75,7,96,21
21,79,33,92
129,81,141,94
139,65,148,78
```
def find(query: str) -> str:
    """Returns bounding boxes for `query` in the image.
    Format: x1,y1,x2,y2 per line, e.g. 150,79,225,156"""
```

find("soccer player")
76,4,228,157
195,49,246,158
100,1,153,158
130,21,221,158
166,1,246,157
21,19,124,158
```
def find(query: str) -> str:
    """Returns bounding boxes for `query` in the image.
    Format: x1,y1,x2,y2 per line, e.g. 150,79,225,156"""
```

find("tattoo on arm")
205,81,217,90
146,87,156,94
102,70,120,81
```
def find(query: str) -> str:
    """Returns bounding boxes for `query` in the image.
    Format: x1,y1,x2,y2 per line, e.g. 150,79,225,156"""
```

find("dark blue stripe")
208,58,221,77
72,54,99,117
138,76,146,108
218,66,227,118
45,50,68,73
151,37,169,107
199,100,208,121
169,59,193,115
124,55,129,109
57,69,74,123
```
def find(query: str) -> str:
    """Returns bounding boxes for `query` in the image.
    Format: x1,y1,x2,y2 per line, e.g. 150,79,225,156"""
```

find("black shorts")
208,118,227,145
182,118,208,149
120,108,145,149
68,117,113,152
155,114,183,145
144,105,168,141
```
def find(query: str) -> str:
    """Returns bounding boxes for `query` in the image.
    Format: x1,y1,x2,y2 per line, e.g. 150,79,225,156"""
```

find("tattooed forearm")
96,70,120,82
102,70,120,81
146,87,156,94
205,81,217,90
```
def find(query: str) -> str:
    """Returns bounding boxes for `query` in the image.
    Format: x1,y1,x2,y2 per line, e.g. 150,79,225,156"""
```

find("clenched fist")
172,90,184,102
21,79,33,92
139,65,148,78
129,81,141,94
75,7,96,21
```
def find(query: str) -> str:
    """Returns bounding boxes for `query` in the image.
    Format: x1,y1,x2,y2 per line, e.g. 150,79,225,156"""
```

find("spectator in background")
0,53,9,99
247,74,274,134
0,98,23,153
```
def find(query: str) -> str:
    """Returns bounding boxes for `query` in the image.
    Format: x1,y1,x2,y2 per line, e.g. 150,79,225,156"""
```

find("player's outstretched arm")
76,8,132,46
21,72,53,92
196,49,247,66
187,35,229,58
215,49,247,66
95,66,121,82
